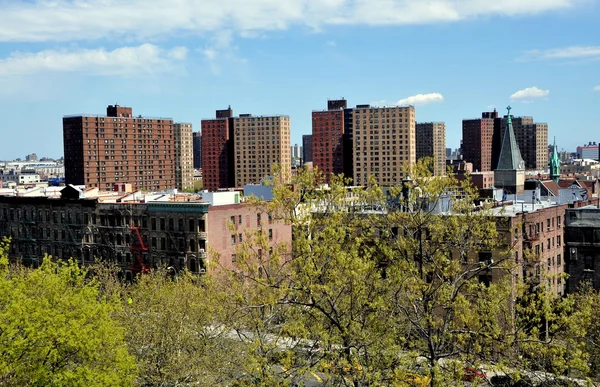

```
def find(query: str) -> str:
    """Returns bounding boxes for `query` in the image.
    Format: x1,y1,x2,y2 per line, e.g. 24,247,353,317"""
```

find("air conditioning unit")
199,268,206,273
199,248,205,253
570,248,577,261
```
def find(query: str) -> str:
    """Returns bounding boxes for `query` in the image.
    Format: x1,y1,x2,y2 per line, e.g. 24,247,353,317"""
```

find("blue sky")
1,0,599,160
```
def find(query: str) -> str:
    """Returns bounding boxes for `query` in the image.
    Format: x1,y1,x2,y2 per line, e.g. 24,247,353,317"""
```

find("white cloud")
0,44,186,76
0,0,585,43
510,86,550,101
396,93,444,106
594,85,600,92
520,45,600,61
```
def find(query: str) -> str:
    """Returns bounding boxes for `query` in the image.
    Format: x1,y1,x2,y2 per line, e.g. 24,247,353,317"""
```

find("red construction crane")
129,226,150,273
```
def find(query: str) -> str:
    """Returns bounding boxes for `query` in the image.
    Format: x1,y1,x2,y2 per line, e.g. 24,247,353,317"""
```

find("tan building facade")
234,115,291,187
174,123,194,191
416,122,446,176
352,105,416,186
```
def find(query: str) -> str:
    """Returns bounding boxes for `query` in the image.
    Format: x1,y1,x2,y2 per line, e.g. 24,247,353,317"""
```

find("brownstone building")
63,105,175,191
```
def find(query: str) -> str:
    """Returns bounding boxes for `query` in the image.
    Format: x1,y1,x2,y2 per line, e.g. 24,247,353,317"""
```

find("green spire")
549,136,561,183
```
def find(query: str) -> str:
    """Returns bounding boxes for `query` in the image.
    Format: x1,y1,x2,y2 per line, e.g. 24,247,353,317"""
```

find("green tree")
0,239,136,387
116,268,247,386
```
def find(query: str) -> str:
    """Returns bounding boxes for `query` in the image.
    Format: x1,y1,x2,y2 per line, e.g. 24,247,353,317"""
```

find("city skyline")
1,0,600,159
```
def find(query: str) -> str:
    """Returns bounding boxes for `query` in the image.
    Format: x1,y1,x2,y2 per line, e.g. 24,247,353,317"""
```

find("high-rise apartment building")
312,99,349,180
462,111,497,172
353,104,416,186
416,122,446,176
302,135,313,163
201,108,234,192
174,123,194,191
234,114,291,187
192,132,202,169
63,105,175,191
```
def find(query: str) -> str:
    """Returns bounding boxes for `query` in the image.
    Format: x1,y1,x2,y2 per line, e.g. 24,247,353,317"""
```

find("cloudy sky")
1,0,599,159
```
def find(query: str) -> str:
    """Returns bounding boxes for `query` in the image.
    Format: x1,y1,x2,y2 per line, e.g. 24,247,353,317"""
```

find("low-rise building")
0,185,291,278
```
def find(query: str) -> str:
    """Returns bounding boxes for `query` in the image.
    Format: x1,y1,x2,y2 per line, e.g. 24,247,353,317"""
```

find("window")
268,229,273,241
547,238,551,250
268,213,273,224
231,235,236,245
238,233,243,243
151,218,156,230
238,215,243,224
257,214,261,226
557,235,561,247
232,254,237,263
230,216,235,225
189,219,195,232
557,254,561,266
478,251,492,263
557,216,562,228
584,256,594,271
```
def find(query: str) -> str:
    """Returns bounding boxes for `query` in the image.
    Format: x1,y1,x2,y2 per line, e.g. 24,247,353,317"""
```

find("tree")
114,268,247,386
0,238,136,386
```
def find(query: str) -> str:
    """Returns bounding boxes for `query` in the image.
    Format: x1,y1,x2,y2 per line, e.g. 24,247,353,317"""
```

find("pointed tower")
549,137,561,183
494,106,526,194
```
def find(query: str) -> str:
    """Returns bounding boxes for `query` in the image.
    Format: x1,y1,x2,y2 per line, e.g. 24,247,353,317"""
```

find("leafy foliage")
0,241,136,386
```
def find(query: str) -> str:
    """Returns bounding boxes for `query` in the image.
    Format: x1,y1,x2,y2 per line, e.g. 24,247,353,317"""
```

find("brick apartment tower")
353,104,416,186
416,122,446,176
302,134,313,163
312,99,350,181
233,114,291,187
63,105,175,191
462,110,498,172
174,123,194,191
201,108,234,192
192,132,202,169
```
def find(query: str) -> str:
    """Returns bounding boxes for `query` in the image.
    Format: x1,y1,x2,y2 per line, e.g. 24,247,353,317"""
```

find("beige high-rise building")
234,114,291,187
174,123,194,191
352,105,416,186
416,122,446,176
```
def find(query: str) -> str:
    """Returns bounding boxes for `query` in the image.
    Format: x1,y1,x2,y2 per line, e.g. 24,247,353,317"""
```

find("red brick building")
63,105,175,191
312,99,348,181
462,111,497,172
201,108,234,191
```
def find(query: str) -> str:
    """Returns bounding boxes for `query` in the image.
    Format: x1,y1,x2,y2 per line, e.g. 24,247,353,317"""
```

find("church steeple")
494,106,526,194
496,105,525,171
549,137,561,183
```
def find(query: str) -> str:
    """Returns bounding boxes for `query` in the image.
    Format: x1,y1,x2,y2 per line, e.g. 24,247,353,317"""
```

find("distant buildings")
462,111,497,172
63,105,176,191
312,99,349,180
201,107,291,191
353,104,416,186
576,142,599,160
234,113,291,187
192,132,202,169
416,122,446,176
302,135,313,163
201,108,234,192
174,123,194,191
